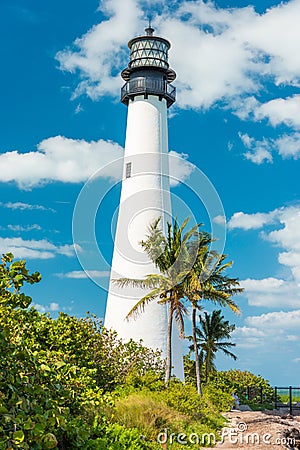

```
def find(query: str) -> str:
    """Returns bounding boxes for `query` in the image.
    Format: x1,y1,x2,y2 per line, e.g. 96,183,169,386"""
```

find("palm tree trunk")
165,303,173,386
205,354,209,383
192,305,202,395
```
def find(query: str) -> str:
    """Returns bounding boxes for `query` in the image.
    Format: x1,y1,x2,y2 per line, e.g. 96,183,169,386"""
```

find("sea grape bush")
0,252,41,309
209,369,274,405
0,254,164,449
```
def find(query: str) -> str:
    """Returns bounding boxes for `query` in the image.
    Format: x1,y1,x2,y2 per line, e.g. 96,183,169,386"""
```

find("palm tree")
113,217,200,385
189,310,237,383
184,249,243,394
113,217,243,390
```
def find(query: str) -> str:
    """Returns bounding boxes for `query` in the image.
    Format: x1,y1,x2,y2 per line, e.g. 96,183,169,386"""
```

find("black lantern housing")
121,27,176,108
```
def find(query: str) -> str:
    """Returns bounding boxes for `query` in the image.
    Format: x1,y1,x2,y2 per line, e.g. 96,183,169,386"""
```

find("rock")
239,404,252,411
282,427,300,449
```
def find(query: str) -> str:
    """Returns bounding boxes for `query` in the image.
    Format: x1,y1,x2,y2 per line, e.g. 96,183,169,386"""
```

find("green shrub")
202,384,233,412
209,369,275,406
0,254,165,449
86,423,156,450
122,371,165,392
159,381,203,420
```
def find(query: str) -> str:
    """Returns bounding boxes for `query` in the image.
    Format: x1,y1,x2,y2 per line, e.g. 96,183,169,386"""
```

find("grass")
108,383,230,448
112,392,190,439
277,395,300,403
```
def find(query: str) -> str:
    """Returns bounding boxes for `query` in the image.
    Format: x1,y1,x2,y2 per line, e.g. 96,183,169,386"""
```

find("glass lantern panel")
130,39,169,68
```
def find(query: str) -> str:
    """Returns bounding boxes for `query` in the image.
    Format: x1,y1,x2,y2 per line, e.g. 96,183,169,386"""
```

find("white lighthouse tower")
104,26,183,379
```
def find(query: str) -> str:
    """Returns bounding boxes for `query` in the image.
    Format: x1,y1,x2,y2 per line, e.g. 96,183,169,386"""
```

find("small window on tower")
126,162,132,178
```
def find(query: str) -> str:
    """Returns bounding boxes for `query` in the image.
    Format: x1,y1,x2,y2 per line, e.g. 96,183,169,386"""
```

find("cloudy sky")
1,0,300,385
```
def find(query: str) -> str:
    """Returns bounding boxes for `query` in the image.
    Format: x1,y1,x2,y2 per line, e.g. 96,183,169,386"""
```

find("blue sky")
1,0,300,386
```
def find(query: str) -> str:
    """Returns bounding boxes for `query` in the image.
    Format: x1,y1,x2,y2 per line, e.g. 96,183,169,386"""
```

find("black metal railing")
121,77,176,107
274,386,300,415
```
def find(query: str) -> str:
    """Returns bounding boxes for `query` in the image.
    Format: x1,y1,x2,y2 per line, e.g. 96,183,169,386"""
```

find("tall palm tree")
189,310,237,383
113,218,243,390
113,217,200,385
184,249,243,394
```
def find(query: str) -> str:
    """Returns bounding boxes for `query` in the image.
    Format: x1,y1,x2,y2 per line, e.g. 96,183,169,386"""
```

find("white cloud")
57,244,80,257
286,335,299,342
246,309,300,329
239,131,300,163
56,1,300,111
159,23,254,109
228,210,276,230
0,136,124,188
244,146,273,165
233,310,300,350
232,96,259,120
232,326,266,349
0,136,194,189
32,302,60,313
264,207,300,252
238,133,254,150
263,206,300,285
229,205,300,307
239,277,300,308
168,151,195,187
74,103,83,114
0,202,54,211
56,0,142,100
59,270,110,279
0,236,79,260
237,96,300,162
241,277,285,292
275,133,300,159
238,133,273,164
173,0,300,105
213,215,226,226
7,224,42,232
255,95,300,129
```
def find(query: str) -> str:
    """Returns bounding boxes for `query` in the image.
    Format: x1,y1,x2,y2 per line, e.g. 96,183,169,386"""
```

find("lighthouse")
104,26,183,379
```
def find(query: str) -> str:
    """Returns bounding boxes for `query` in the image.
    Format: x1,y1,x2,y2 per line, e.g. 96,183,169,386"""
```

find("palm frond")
113,273,162,290
218,346,237,360
173,305,186,338
125,288,163,320
112,277,152,289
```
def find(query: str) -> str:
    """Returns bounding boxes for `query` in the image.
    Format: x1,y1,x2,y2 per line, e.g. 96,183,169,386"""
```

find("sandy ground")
206,409,300,450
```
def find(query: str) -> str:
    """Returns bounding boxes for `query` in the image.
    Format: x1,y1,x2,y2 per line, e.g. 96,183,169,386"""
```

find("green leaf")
0,406,9,414
24,418,34,430
33,422,45,436
55,360,66,369
13,430,25,443
43,433,58,449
